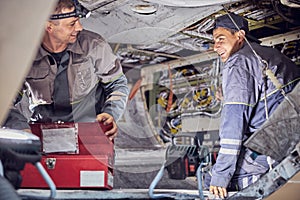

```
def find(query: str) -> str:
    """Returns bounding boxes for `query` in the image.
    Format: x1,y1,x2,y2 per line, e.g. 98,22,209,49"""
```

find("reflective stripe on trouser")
227,174,260,191
203,149,269,191
203,170,260,191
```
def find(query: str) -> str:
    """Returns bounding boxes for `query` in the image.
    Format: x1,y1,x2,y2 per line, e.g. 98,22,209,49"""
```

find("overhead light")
131,3,158,15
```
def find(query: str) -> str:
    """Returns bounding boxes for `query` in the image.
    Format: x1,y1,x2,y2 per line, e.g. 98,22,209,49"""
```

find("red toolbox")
20,122,114,189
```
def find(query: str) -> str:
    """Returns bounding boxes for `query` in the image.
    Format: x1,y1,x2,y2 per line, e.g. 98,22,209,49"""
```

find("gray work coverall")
4,29,129,129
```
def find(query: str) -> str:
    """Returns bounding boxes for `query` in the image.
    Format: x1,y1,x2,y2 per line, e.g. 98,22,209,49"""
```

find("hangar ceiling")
80,0,300,71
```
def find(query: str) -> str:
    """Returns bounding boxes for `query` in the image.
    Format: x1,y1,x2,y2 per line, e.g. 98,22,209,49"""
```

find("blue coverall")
208,42,300,190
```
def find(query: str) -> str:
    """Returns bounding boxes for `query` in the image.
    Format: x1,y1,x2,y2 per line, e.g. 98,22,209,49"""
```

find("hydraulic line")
148,145,206,200
166,64,174,113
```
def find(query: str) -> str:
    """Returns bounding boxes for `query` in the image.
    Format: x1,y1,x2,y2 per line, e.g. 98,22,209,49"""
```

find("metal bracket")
228,142,300,200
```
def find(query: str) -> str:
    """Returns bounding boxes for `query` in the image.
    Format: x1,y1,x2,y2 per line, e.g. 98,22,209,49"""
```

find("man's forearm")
2,108,30,130
102,74,129,121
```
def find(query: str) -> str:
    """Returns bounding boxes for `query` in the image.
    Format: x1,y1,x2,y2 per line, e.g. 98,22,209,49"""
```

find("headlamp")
50,0,91,20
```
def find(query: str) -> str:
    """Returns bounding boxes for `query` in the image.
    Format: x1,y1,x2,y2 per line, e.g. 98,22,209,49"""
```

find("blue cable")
196,162,205,200
148,146,207,200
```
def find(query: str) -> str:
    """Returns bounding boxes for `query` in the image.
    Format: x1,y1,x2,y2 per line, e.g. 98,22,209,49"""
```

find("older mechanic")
3,0,129,140
207,13,300,198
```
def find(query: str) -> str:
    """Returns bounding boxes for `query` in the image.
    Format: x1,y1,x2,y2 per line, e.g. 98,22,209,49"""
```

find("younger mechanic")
207,13,300,198
3,0,129,140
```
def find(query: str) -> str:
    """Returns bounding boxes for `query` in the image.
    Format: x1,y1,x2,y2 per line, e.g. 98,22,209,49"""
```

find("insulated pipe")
35,162,56,199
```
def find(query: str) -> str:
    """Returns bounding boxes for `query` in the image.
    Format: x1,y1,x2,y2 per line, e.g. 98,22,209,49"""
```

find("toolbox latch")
46,158,56,169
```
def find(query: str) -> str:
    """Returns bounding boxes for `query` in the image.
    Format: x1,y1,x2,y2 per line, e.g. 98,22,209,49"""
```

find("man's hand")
209,185,227,199
23,129,32,133
215,86,223,102
96,113,118,141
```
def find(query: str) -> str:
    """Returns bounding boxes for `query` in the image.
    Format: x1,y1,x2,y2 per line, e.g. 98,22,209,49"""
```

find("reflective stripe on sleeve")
219,148,240,155
223,102,255,107
220,138,242,146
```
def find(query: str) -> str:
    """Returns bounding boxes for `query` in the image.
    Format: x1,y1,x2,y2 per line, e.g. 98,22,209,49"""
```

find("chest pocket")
72,60,98,101
27,61,50,79
26,61,54,103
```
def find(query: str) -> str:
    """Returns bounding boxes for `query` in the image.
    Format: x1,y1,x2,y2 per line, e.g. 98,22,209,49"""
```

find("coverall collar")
35,31,85,62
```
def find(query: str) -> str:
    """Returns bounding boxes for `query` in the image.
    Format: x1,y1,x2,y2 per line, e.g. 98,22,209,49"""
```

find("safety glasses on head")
50,0,91,20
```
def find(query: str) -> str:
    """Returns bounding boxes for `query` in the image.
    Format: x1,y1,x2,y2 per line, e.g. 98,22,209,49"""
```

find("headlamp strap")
50,12,77,20
50,0,90,20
